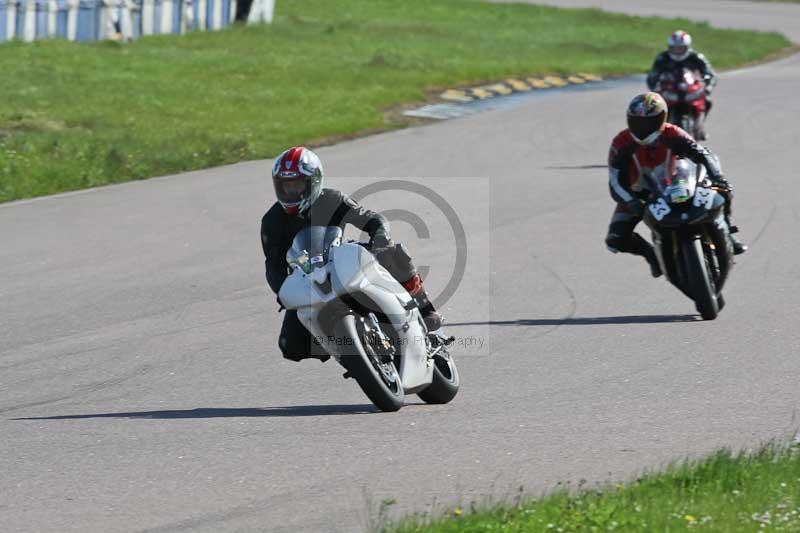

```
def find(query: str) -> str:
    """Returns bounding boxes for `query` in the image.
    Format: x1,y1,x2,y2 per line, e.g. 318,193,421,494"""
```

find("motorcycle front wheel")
334,313,404,412
680,236,719,320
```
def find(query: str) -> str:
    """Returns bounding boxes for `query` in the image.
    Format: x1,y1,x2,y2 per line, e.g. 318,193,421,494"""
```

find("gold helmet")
627,92,668,145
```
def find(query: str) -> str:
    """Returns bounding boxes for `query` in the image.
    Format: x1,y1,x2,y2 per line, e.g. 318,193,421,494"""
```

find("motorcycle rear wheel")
334,314,404,412
681,237,719,320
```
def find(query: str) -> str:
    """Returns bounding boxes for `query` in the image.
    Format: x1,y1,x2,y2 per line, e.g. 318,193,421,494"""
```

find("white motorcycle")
278,226,460,412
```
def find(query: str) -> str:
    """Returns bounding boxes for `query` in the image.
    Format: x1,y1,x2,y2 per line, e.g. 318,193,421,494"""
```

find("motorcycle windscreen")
287,226,343,273
661,68,700,88
649,158,700,203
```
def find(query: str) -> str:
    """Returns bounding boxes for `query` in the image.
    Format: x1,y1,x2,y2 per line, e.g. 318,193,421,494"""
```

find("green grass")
386,442,800,532
0,0,791,202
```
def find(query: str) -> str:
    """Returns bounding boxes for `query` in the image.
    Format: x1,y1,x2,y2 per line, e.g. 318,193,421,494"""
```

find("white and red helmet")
271,146,323,215
667,30,692,61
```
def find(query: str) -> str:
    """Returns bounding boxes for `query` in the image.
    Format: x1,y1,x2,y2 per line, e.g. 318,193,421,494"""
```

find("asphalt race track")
2,2,799,531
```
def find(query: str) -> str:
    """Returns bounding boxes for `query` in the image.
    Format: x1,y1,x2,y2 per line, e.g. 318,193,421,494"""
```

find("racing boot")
402,274,443,331
731,236,747,255
643,247,663,278
729,229,748,255
726,217,748,255
715,189,746,255
628,232,663,278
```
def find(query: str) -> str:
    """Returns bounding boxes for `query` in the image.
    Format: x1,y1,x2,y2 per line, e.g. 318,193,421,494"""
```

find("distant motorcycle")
278,226,459,412
656,68,708,138
643,159,734,320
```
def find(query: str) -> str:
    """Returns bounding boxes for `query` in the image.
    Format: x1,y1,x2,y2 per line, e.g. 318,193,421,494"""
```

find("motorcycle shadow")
448,314,700,327
13,404,379,421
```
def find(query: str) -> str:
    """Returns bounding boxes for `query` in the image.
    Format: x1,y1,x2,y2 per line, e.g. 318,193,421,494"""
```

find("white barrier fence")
0,0,261,43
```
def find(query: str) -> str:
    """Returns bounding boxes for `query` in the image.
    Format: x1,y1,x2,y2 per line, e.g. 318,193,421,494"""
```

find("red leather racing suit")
605,123,725,257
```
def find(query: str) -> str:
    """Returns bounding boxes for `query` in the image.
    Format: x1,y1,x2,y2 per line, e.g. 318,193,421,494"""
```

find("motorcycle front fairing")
279,242,433,392
659,68,707,111
643,187,726,230
659,69,706,137
646,196,727,296
644,161,732,294
328,243,433,392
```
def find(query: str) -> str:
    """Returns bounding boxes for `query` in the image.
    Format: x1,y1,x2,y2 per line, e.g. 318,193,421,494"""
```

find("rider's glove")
711,175,730,191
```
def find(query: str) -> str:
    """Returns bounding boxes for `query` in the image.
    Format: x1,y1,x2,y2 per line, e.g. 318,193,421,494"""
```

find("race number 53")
649,198,671,221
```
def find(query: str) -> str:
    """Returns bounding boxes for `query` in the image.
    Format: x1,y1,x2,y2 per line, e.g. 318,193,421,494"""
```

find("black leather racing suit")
260,188,419,360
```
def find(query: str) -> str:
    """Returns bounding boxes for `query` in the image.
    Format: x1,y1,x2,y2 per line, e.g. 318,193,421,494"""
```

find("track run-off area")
2,1,799,531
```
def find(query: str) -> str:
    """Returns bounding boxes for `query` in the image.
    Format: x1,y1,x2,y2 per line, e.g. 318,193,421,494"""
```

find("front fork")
427,331,455,359
652,229,694,298
653,219,731,297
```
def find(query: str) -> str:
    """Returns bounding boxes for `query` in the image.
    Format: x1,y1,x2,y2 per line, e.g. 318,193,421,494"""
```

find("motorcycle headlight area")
667,184,692,204
288,250,313,274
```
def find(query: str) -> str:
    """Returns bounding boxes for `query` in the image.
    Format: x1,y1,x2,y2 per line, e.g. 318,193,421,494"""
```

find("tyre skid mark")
1,364,154,416
749,204,777,248
524,254,578,340
0,309,261,372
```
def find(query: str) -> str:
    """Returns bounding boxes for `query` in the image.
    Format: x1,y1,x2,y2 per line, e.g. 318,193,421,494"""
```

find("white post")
264,0,272,23
141,0,152,34
66,0,78,41
181,0,192,32
100,0,115,39
210,0,220,29
247,0,273,24
48,0,58,36
7,0,17,40
228,0,235,25
160,0,171,33
119,0,133,40
196,0,205,30
23,0,36,42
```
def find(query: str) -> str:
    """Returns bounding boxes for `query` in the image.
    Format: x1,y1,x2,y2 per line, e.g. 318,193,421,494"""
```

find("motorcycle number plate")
649,198,672,221
693,187,714,210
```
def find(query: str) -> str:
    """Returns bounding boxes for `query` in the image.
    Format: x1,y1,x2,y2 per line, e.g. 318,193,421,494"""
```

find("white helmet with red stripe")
667,30,692,61
271,146,323,215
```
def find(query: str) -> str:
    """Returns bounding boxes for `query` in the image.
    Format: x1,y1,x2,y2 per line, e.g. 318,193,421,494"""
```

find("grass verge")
0,0,791,202
386,441,800,532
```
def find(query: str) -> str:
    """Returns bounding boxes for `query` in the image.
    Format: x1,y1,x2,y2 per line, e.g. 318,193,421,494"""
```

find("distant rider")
647,30,717,140
261,146,443,362
606,93,747,278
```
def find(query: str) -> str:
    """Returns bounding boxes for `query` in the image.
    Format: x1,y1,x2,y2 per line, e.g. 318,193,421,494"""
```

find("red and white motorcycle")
656,68,708,139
